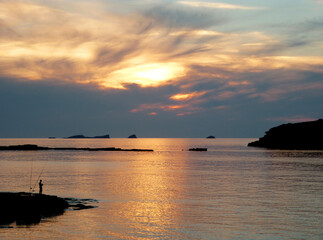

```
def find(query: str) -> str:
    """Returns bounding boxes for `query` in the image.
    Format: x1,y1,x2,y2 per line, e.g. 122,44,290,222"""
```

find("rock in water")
206,136,215,139
0,192,98,226
189,148,207,151
248,119,323,150
128,134,137,138
93,134,110,138
0,192,69,225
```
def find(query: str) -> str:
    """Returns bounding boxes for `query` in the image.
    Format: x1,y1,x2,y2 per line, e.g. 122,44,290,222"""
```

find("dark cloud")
141,3,226,30
1,69,322,138
92,41,140,67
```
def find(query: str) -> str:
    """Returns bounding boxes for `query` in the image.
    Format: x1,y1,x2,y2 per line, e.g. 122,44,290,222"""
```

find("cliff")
248,119,323,150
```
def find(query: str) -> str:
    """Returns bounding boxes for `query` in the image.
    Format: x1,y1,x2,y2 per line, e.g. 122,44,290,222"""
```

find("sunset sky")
0,0,322,137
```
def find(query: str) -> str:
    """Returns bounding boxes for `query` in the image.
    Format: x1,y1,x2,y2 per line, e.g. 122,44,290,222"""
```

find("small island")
67,134,110,139
189,148,207,151
206,136,215,139
128,134,137,138
248,119,323,150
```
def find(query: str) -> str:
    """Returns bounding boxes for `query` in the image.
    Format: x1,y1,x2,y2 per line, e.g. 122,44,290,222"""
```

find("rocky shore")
0,192,97,226
0,192,68,225
248,119,323,150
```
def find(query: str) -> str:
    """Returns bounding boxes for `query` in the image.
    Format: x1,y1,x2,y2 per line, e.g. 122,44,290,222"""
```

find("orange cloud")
228,81,250,86
0,0,323,95
170,91,208,101
131,103,188,113
214,91,236,100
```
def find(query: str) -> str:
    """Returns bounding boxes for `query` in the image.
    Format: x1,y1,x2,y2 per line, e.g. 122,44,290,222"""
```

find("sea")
0,138,322,240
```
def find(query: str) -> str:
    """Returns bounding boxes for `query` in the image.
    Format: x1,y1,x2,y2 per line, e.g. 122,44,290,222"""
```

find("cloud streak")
1,0,322,91
178,1,263,10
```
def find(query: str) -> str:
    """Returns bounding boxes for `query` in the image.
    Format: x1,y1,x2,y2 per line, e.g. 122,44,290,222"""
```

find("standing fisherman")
39,179,43,194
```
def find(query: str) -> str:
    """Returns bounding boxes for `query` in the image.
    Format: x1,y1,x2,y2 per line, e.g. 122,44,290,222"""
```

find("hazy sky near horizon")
0,0,322,138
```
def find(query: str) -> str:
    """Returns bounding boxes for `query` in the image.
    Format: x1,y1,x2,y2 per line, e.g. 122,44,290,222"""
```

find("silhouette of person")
39,179,43,194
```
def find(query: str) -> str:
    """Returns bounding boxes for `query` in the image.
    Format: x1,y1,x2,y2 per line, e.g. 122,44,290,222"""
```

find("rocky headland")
248,119,323,150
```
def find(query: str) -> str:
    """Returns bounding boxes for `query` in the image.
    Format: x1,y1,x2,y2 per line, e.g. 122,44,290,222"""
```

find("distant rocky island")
65,134,138,138
67,134,110,139
206,135,215,139
189,148,207,151
248,119,323,150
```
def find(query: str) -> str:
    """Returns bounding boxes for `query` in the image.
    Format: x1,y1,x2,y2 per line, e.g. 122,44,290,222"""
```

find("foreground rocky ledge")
0,192,97,226
0,192,68,225
0,144,153,152
248,119,323,150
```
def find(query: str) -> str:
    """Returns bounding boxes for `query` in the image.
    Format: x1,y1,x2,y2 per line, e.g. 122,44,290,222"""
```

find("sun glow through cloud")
104,63,186,88
170,91,208,101
0,0,322,133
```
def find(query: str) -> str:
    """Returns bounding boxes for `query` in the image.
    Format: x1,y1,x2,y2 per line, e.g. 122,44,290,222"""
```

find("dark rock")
189,148,207,151
93,134,110,138
69,204,96,210
206,136,215,139
64,197,98,211
67,134,110,139
0,192,69,225
0,144,153,152
248,119,323,150
0,144,50,151
128,134,137,138
0,193,99,226
67,134,87,138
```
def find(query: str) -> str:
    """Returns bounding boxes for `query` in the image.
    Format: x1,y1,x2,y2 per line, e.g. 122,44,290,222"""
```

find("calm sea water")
0,138,322,240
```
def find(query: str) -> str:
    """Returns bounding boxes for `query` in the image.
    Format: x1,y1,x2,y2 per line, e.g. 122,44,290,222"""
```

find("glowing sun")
104,62,186,88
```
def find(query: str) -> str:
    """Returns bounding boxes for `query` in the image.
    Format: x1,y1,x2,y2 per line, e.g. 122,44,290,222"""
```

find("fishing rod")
31,164,46,193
